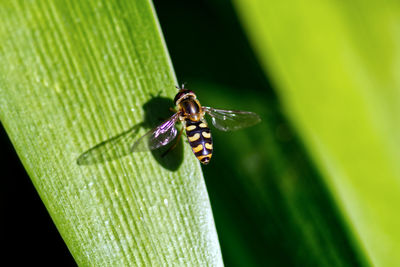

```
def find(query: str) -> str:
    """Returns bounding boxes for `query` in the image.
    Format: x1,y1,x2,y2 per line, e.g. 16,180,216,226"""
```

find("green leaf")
235,0,400,265
0,0,222,265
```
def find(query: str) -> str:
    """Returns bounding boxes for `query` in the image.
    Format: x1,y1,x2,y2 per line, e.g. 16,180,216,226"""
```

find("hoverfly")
131,85,261,164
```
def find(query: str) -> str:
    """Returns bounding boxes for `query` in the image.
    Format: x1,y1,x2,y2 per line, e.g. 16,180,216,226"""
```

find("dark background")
1,1,364,266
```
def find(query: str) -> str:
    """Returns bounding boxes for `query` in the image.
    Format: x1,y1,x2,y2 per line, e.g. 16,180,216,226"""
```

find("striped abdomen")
185,119,213,164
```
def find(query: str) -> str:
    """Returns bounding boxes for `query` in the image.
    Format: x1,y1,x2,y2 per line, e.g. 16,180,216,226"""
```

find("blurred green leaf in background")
234,0,400,266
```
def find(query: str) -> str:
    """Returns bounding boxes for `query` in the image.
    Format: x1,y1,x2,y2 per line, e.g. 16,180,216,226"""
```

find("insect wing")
203,106,261,131
131,113,180,152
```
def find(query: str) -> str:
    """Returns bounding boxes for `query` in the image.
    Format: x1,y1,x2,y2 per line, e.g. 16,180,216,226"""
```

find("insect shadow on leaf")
76,96,184,171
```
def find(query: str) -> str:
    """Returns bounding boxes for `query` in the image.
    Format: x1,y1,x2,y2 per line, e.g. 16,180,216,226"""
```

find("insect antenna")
175,83,186,90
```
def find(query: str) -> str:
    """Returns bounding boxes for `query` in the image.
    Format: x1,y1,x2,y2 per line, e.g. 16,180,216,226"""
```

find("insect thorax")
179,98,203,121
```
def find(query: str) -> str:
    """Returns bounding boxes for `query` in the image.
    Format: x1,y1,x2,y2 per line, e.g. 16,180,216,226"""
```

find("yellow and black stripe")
185,119,213,164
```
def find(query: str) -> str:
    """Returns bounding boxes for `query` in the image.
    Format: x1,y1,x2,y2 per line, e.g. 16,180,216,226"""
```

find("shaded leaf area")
77,96,183,171
155,0,367,266
0,0,222,266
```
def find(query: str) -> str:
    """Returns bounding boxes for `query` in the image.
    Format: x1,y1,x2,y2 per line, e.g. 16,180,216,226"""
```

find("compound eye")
174,90,195,105
174,92,185,105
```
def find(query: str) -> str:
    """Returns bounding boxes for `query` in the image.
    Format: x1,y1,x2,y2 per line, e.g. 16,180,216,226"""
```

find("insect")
132,85,261,164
